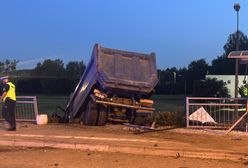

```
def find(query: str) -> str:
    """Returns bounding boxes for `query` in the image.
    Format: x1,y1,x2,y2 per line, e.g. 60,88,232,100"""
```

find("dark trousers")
2,98,16,128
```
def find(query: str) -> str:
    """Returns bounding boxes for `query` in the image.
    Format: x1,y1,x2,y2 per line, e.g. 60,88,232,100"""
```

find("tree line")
1,31,248,96
0,59,85,95
156,31,248,96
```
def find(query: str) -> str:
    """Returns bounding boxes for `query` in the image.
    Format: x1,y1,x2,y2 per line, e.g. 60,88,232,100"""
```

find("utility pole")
234,3,240,98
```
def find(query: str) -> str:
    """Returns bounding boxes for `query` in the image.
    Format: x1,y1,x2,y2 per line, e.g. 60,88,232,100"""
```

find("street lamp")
173,72,176,84
234,3,240,98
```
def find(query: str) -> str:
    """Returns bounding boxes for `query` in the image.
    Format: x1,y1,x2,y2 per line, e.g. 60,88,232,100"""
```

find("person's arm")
0,84,9,101
0,92,7,101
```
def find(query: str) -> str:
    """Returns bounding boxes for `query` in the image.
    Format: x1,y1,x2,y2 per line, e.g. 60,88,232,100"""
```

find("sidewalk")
0,123,247,162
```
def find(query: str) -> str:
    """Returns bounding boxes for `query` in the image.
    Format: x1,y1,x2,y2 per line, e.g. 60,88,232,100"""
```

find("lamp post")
173,72,176,84
234,3,240,98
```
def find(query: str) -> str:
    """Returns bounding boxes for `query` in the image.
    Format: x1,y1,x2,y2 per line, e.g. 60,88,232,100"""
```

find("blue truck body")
66,44,158,125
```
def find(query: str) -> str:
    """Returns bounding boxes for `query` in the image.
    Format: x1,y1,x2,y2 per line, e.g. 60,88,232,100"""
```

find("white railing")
186,97,247,129
0,96,38,122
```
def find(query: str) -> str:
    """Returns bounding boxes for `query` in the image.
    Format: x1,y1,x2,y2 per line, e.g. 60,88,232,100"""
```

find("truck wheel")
97,105,107,126
79,109,87,125
84,100,98,126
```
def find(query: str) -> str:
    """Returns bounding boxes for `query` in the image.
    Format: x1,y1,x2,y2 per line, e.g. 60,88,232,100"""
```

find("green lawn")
152,94,186,113
33,94,186,116
36,95,69,116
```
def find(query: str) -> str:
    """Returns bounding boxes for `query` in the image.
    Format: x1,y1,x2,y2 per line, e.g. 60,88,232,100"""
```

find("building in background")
206,75,247,97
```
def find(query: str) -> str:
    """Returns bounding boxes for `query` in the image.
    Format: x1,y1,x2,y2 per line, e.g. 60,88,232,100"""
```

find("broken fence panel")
186,97,248,130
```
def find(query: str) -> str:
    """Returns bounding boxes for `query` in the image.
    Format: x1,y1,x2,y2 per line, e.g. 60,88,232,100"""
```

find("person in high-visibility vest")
0,76,16,131
239,84,248,97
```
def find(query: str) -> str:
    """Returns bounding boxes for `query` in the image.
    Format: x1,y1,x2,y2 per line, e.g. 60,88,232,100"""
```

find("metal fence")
0,96,38,122
186,97,248,129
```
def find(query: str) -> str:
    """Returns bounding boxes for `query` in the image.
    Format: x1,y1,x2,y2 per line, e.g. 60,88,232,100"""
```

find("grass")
36,95,69,116
152,94,186,113
150,95,186,126
11,94,186,126
33,94,186,116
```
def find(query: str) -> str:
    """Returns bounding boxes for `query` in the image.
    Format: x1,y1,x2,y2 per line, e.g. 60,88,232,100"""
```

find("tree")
65,61,86,91
210,31,248,75
32,59,66,94
0,59,19,74
192,78,229,97
187,59,209,93
155,67,179,94
66,61,85,79
209,54,234,75
33,59,65,77
0,62,4,73
0,59,19,94
224,31,248,56
188,59,209,80
177,67,188,95
14,59,86,94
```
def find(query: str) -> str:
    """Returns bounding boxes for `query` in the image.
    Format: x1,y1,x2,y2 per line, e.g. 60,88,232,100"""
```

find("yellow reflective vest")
240,85,248,97
3,82,16,102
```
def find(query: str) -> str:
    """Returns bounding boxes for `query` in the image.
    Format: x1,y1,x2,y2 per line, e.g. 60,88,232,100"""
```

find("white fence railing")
186,97,248,129
0,96,38,122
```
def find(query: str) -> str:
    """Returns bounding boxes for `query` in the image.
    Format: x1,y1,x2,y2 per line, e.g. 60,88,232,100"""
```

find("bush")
193,78,230,97
135,111,184,127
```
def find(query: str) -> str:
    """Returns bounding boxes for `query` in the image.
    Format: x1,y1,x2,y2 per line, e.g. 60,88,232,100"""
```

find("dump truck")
65,44,158,126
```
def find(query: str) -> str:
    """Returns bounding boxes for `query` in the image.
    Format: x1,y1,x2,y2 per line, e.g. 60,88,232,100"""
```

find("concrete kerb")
0,139,247,162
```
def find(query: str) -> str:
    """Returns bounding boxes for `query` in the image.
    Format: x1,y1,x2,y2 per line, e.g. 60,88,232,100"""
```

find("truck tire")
79,109,87,125
84,100,98,126
97,105,107,126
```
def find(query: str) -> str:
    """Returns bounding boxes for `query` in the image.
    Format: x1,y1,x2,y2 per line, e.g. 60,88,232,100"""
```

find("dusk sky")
1,0,248,70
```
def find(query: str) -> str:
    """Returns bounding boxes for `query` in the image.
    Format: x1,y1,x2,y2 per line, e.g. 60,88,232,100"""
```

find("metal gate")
186,97,247,129
0,96,38,122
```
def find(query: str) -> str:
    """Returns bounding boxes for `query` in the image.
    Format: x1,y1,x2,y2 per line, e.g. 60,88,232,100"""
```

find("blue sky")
0,0,248,69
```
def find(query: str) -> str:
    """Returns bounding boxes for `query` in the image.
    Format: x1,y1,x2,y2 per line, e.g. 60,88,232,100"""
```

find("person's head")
0,76,9,84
